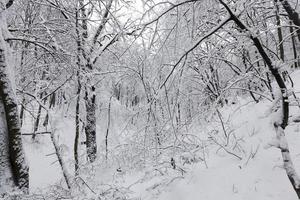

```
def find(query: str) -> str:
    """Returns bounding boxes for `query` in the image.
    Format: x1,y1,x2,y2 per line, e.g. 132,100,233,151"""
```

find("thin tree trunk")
49,93,56,108
50,130,71,189
19,41,28,128
19,98,25,127
280,0,300,42
266,71,275,100
248,83,259,103
275,0,285,61
275,0,289,81
105,96,112,160
74,79,81,175
289,21,299,68
74,5,81,175
32,102,42,140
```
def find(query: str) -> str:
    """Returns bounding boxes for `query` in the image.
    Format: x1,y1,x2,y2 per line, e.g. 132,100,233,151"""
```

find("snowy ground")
157,101,300,200
21,71,300,199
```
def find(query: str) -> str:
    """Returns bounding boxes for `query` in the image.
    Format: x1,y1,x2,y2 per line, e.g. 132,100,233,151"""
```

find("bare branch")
159,15,231,89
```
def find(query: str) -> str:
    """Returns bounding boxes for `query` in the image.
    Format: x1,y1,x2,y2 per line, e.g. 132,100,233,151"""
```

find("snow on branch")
5,37,55,53
143,0,201,27
159,15,231,89
91,0,113,49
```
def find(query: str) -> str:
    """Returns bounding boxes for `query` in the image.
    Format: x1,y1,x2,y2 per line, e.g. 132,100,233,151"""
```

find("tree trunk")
74,4,82,174
85,86,97,162
49,93,56,108
74,84,80,174
77,0,98,163
19,98,25,127
0,96,14,194
275,0,285,61
289,21,299,68
50,130,71,189
105,96,112,160
32,103,42,140
280,0,300,42
0,48,29,193
0,5,29,192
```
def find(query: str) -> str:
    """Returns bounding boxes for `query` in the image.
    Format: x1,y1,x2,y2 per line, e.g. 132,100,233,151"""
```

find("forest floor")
21,70,300,200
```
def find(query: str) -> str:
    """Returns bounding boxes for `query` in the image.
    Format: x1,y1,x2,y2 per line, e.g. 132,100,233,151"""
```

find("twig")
159,15,231,89
216,109,228,140
210,134,242,160
22,131,51,136
75,176,96,194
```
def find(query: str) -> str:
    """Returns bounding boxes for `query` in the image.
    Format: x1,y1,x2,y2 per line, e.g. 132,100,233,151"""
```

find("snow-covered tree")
0,0,29,194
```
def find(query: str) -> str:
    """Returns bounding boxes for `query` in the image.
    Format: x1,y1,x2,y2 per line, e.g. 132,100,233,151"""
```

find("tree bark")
279,0,300,42
0,4,29,192
74,5,81,174
19,98,25,127
84,86,97,162
74,79,81,174
0,96,14,194
289,21,299,68
105,96,112,160
0,48,29,193
50,130,71,189
32,101,42,140
78,0,98,163
275,0,285,61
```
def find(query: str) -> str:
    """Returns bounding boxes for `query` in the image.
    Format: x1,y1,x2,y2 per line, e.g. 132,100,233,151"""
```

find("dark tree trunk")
275,0,285,61
85,86,97,162
74,89,80,171
32,103,42,140
248,82,259,103
105,96,112,160
280,0,300,42
266,71,275,100
74,5,82,174
0,4,29,191
289,21,299,68
0,96,14,193
49,93,56,108
19,98,25,127
0,49,29,193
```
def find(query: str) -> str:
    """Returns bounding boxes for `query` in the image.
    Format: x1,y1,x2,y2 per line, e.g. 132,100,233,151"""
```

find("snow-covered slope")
22,71,300,199
152,71,300,200
157,101,299,200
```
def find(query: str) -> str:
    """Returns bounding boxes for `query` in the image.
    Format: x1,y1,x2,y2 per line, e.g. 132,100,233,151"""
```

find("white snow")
20,71,300,199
